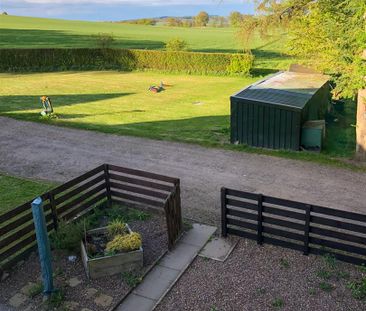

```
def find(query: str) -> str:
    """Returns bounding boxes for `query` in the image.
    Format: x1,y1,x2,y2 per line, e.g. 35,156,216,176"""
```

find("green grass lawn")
0,173,54,214
0,71,358,169
0,15,293,73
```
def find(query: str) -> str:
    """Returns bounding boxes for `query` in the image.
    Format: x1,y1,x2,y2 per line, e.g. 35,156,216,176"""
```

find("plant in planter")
81,220,143,279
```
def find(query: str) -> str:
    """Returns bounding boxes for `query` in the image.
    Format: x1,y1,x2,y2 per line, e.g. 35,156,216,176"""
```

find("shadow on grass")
0,93,135,113
0,28,165,49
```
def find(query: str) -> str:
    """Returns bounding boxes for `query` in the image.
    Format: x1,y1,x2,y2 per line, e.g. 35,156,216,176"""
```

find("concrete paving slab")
117,293,156,311
133,265,180,300
180,224,217,247
159,243,200,270
199,236,238,261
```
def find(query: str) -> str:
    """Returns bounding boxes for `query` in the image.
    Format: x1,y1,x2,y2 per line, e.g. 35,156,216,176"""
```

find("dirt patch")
156,239,366,311
0,215,168,311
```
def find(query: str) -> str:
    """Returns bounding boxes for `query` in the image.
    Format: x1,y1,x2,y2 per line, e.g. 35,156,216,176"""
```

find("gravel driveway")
0,116,366,224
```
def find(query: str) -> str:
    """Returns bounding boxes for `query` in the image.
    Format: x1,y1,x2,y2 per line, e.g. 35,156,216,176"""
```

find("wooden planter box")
81,224,143,279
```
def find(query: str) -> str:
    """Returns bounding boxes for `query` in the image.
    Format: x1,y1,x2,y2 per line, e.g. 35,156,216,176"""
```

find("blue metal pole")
31,197,54,295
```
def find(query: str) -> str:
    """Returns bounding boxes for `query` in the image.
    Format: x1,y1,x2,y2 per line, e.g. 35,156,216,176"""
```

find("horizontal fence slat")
309,237,366,256
109,173,172,192
110,181,168,200
263,226,304,242
226,208,257,221
310,247,366,266
0,212,33,236
111,190,163,207
263,196,307,211
0,222,35,250
262,236,304,252
262,205,305,221
0,243,37,271
227,217,257,231
227,228,257,240
311,215,366,234
51,165,105,196
60,192,107,221
263,215,305,231
108,164,177,184
225,189,259,201
54,174,105,205
111,198,164,214
0,201,31,223
56,183,106,215
311,205,366,223
310,226,366,245
225,198,258,211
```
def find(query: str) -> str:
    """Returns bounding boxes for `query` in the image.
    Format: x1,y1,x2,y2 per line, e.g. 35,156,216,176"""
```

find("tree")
195,11,209,27
166,17,182,27
242,0,366,98
229,11,243,27
165,38,188,51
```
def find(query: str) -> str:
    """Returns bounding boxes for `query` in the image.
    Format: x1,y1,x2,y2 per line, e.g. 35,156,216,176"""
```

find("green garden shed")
230,71,330,150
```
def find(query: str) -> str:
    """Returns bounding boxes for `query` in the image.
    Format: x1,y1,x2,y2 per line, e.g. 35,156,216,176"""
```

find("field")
0,71,357,165
0,15,292,72
0,173,53,213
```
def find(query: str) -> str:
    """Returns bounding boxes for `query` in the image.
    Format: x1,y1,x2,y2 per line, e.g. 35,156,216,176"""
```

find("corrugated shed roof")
232,71,329,110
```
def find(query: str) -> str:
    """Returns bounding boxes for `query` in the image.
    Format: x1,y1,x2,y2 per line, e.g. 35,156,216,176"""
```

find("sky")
0,0,255,21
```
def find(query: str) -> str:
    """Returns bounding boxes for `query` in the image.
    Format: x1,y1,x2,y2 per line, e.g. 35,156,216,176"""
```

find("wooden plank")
1,243,37,270
104,164,112,203
263,196,307,211
262,205,305,221
56,183,106,215
311,205,366,223
262,226,304,242
227,217,257,231
310,226,366,245
311,215,366,234
225,189,259,201
110,182,167,199
52,165,105,196
0,201,31,223
111,190,164,207
310,247,366,266
227,228,257,240
263,236,304,252
0,212,33,236
108,164,177,184
221,187,227,237
61,192,107,221
109,173,172,192
111,198,164,215
257,194,263,245
54,174,105,205
225,198,258,211
309,237,366,256
263,215,304,231
226,208,257,221
0,222,34,250
304,205,311,255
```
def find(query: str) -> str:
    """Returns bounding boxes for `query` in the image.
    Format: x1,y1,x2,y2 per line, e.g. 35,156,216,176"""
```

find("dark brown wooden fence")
0,164,181,272
221,187,366,265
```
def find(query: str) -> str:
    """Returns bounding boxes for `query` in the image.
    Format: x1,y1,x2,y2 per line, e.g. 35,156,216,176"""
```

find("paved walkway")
1,117,366,224
116,224,217,311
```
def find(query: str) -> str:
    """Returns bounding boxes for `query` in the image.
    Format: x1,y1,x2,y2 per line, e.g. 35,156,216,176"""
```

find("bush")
165,38,188,51
50,221,86,251
105,232,142,253
95,33,115,49
226,52,254,75
0,48,254,75
107,219,127,238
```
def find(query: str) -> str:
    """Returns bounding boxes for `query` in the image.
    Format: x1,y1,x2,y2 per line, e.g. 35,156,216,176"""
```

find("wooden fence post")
257,194,263,245
104,164,112,206
221,187,227,237
48,191,58,230
303,204,312,255
31,197,54,295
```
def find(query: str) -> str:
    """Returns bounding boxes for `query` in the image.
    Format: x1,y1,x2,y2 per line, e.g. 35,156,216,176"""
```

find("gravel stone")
94,294,113,308
8,293,28,308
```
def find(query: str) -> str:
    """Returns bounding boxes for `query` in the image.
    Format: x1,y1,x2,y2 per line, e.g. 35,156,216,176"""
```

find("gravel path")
156,239,366,311
1,117,366,225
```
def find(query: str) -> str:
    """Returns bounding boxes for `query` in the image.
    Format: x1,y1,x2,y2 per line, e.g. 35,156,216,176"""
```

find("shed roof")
232,71,329,110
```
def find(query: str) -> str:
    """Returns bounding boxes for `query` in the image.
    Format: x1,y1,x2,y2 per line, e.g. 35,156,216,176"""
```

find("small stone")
8,293,28,308
94,294,113,307
85,288,98,298
67,277,82,287
64,301,79,310
1,271,9,282
20,282,37,295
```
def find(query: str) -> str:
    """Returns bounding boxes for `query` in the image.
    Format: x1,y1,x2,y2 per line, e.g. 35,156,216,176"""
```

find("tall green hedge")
0,48,254,75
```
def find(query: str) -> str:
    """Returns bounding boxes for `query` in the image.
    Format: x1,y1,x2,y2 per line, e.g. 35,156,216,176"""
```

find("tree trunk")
356,89,366,160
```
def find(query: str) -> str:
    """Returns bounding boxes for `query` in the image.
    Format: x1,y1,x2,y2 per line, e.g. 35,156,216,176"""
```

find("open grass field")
0,15,292,72
0,71,357,167
0,173,54,213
